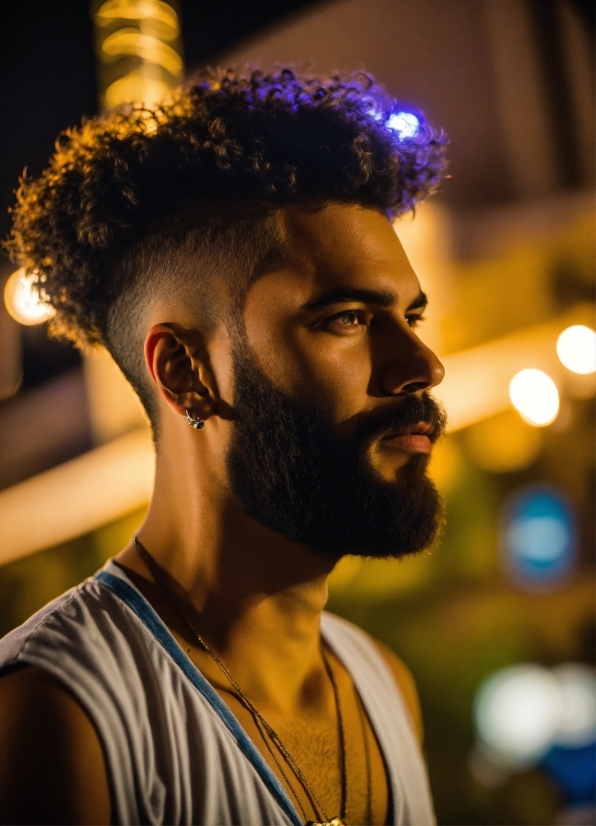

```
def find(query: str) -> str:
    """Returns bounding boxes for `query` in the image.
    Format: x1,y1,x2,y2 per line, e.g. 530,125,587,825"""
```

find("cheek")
242,280,373,421
268,327,374,422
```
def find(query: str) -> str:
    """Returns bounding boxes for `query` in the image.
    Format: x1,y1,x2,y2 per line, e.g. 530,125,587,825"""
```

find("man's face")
224,203,446,559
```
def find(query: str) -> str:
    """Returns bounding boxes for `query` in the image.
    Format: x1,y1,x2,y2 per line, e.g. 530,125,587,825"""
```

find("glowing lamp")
474,665,562,768
3,269,55,326
556,325,596,375
500,485,577,590
509,368,559,426
386,112,420,138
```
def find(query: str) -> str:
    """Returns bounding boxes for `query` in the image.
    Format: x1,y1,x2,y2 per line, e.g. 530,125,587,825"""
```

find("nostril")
401,381,431,394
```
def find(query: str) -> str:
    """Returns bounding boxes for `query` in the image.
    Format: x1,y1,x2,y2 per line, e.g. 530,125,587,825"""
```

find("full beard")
225,342,446,561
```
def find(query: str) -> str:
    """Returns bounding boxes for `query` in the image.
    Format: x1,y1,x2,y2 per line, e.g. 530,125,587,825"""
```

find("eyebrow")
300,286,427,312
406,290,428,311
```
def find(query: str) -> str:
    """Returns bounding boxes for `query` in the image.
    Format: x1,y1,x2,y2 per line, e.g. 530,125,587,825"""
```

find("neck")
116,428,337,707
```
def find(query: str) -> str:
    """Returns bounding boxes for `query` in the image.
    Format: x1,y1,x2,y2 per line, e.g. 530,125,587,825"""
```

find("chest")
204,663,392,826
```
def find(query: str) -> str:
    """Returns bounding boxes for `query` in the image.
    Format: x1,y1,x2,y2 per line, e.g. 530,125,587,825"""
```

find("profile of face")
223,203,447,560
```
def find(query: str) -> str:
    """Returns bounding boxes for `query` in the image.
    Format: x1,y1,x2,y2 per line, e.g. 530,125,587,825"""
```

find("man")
0,68,447,825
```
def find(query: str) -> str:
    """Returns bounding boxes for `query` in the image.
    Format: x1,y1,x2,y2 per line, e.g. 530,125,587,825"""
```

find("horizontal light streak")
0,429,154,566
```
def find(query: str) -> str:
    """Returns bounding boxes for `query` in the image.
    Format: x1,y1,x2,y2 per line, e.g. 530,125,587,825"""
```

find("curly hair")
5,66,448,433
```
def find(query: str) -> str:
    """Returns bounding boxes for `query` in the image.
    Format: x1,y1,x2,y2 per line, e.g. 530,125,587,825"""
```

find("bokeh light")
386,111,420,138
3,269,55,326
552,664,596,748
465,410,543,473
94,0,183,109
542,743,596,805
473,663,596,804
556,325,596,375
500,485,577,591
474,665,563,768
509,368,559,426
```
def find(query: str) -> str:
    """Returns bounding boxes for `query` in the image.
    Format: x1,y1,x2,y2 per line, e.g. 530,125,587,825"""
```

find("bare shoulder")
0,664,111,825
372,639,424,745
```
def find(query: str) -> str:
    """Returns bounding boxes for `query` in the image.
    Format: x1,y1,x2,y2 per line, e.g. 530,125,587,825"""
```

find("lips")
381,421,434,453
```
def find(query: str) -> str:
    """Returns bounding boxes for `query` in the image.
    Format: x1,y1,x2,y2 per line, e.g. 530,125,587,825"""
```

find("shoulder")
372,638,424,744
0,573,146,679
0,664,111,824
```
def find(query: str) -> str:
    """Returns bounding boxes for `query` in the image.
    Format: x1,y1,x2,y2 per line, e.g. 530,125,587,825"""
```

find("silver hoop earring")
186,410,205,430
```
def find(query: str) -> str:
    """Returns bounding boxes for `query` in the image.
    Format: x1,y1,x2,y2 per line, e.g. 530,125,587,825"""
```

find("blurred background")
0,1,594,823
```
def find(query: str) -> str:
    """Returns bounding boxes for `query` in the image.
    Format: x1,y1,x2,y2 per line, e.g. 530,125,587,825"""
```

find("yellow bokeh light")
428,436,463,493
94,0,183,110
104,72,173,109
465,410,543,473
3,269,55,326
95,0,179,39
509,369,560,427
101,30,183,77
556,325,596,375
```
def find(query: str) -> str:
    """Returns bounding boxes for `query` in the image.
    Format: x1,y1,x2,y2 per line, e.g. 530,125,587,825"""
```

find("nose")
381,330,445,396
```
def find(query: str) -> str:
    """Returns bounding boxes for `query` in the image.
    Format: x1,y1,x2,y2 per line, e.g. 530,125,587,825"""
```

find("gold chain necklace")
133,537,353,826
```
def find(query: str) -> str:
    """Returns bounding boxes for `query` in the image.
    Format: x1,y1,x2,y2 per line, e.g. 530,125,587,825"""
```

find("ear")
144,323,216,422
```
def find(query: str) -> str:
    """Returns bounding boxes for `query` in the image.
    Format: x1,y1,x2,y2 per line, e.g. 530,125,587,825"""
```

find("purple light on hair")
387,112,420,138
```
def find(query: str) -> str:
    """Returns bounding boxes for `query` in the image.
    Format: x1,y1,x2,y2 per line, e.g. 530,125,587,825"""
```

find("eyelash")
408,314,425,330
328,310,425,330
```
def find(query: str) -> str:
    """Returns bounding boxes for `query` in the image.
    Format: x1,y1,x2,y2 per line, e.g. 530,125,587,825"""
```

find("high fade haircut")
5,67,448,437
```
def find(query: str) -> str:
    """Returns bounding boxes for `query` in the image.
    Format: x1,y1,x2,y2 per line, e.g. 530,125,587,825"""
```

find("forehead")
254,202,419,302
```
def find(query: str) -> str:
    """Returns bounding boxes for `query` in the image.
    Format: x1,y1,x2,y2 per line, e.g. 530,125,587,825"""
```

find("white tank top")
0,560,435,825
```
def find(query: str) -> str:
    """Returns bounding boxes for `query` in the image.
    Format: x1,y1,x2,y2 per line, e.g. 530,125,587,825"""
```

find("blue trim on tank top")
95,569,303,826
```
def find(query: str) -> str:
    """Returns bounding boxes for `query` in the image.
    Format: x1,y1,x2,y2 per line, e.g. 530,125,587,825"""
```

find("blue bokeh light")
542,742,596,803
500,485,577,590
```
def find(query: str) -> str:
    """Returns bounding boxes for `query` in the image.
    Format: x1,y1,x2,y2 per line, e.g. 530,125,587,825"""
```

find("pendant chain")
133,537,352,826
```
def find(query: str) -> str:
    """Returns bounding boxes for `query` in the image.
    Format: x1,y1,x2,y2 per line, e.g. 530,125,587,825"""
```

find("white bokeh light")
386,111,420,138
474,665,563,767
509,369,560,426
4,269,55,326
552,663,596,748
556,325,596,375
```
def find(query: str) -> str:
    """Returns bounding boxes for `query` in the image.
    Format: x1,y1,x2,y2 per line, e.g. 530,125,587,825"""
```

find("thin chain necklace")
133,537,355,826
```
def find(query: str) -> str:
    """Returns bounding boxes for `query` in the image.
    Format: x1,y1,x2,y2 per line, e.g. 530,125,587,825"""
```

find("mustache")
352,392,447,446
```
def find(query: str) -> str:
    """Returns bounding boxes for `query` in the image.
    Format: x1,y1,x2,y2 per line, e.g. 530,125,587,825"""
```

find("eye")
327,309,368,331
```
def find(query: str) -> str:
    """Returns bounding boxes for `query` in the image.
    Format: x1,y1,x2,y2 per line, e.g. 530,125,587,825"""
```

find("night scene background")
0,1,594,824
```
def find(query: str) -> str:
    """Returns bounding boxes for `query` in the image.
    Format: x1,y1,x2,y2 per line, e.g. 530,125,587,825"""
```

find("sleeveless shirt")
0,560,436,825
